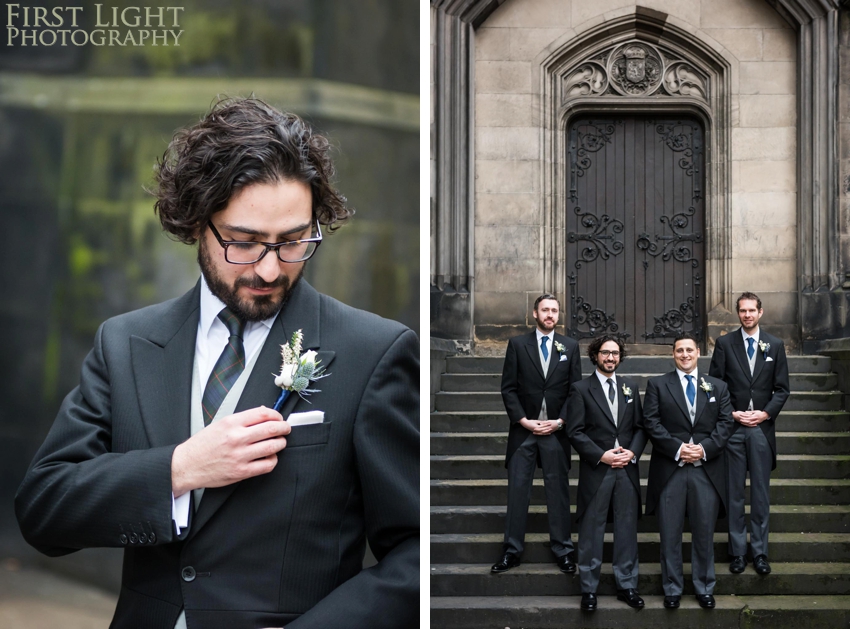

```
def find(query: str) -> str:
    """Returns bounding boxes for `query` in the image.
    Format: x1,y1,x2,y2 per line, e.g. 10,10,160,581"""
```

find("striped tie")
202,308,246,426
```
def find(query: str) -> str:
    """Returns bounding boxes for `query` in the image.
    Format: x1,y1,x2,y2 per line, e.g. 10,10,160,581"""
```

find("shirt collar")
595,369,616,387
199,274,276,337
741,326,760,344
535,328,554,342
676,367,698,382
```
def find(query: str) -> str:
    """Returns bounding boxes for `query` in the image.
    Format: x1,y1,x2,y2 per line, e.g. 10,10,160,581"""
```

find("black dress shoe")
557,552,576,574
729,555,747,573
663,595,680,609
754,554,771,575
616,588,644,609
696,594,716,608
490,552,520,573
580,592,597,611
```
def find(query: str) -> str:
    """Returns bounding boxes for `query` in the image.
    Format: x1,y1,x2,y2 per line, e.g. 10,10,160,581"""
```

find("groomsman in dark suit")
491,294,582,574
709,292,790,576
566,336,647,611
643,332,735,609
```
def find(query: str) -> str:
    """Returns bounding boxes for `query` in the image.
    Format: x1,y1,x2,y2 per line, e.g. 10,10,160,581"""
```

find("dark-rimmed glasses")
598,350,620,357
208,221,322,264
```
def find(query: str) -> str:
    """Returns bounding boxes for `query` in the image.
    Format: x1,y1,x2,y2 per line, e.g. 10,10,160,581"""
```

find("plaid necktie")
202,308,246,426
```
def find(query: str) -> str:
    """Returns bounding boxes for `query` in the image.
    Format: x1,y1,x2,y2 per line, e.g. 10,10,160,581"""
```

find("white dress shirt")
741,327,760,410
674,368,706,465
171,276,278,532
535,329,554,420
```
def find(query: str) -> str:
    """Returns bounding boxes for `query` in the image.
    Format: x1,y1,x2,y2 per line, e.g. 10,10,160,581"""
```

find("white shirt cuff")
675,443,684,461
172,491,191,534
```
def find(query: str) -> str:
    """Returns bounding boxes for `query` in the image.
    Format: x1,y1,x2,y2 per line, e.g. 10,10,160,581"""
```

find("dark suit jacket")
643,371,735,518
15,280,419,629
708,328,790,470
500,331,581,466
566,374,647,523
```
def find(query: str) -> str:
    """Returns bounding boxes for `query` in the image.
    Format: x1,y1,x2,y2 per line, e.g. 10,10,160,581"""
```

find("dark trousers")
504,432,573,557
577,466,639,593
657,464,720,596
726,426,772,557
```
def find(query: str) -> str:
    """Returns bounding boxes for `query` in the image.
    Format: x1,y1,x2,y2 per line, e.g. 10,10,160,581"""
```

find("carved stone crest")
609,43,662,95
624,46,646,82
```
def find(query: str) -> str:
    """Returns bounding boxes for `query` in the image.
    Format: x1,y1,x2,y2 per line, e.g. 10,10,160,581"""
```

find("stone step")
429,532,850,564
430,431,850,457
430,454,850,480
430,478,850,506
445,355,833,375
429,411,850,433
430,594,850,629
441,372,839,392
429,562,850,597
434,391,844,412
430,505,850,534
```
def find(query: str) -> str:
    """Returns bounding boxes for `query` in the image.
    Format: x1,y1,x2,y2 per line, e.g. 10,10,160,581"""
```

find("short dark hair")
736,292,762,311
533,293,560,311
673,331,699,349
587,335,627,366
152,96,353,244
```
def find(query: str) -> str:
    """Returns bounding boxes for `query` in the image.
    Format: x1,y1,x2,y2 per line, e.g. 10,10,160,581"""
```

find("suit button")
138,533,148,544
148,532,156,544
182,566,196,582
119,534,128,545
129,533,138,544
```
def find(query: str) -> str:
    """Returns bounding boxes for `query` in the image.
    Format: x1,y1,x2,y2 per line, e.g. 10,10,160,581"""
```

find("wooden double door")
565,115,705,344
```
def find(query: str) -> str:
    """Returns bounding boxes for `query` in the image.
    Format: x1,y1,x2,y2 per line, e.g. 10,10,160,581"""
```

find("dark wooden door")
565,116,704,344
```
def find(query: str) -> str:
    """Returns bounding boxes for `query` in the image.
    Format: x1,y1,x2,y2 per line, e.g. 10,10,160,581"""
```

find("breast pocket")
286,421,332,448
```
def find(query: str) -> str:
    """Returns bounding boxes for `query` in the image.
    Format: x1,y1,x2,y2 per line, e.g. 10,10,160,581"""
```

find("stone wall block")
731,225,797,259
701,0,788,29
732,258,796,291
572,0,632,29
476,93,533,127
739,62,795,95
840,123,850,161
477,127,539,161
733,161,796,193
510,28,572,62
477,160,536,194
485,0,573,29
473,291,534,325
762,28,796,61
475,27,511,61
738,95,796,128
703,28,763,61
476,192,540,226
476,60,532,94
840,84,850,123
475,224,541,259
731,192,796,226
476,257,543,291
731,127,795,161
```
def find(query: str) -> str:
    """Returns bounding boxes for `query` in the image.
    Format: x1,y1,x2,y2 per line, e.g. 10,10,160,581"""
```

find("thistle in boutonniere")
758,340,770,356
621,383,632,399
699,377,713,398
272,330,328,411
554,341,566,355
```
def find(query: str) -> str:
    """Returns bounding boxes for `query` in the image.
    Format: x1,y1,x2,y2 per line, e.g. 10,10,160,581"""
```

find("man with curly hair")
16,98,419,629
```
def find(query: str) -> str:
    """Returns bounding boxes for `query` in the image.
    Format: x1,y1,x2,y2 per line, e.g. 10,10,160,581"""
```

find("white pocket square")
287,410,324,426
765,356,774,362
559,355,568,362
709,397,716,403
627,398,634,404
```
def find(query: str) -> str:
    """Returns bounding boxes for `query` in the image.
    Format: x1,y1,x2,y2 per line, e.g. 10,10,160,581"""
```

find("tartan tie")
202,308,246,426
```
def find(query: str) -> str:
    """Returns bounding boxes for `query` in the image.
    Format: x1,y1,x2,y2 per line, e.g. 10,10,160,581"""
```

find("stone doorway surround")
431,0,842,352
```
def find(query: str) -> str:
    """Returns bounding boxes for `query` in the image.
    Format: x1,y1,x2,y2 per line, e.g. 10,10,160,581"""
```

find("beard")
198,237,303,322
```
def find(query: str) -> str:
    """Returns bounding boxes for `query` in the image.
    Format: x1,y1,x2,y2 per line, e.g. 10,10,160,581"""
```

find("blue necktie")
747,337,755,360
540,336,549,361
685,374,696,407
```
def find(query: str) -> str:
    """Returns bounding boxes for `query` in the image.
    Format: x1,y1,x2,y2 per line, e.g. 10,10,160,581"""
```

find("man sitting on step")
491,294,582,575
566,335,647,611
709,292,790,576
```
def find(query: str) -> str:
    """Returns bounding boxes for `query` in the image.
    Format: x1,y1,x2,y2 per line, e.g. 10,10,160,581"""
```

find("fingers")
244,418,291,443
231,406,284,427
244,436,288,461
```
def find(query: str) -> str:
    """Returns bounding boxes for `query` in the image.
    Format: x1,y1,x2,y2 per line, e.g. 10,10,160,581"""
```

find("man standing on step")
566,336,647,611
643,332,735,610
709,292,790,577
491,294,582,575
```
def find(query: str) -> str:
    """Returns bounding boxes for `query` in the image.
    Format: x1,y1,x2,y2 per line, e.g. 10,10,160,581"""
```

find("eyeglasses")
208,221,322,264
598,350,621,357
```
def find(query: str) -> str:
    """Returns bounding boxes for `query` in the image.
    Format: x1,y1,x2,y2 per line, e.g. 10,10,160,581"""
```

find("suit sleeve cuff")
172,491,191,534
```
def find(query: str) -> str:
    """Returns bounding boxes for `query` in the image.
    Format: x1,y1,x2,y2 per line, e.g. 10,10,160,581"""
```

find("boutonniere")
621,383,632,399
758,340,770,356
699,377,713,397
554,341,566,354
272,330,329,411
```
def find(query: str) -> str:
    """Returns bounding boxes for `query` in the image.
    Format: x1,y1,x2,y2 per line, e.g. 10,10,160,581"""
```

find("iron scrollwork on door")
636,206,702,268
567,206,624,269
569,122,617,202
568,272,630,341
644,275,702,340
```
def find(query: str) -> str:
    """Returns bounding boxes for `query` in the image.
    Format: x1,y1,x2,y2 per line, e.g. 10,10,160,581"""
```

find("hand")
171,406,290,496
748,410,769,425
532,420,561,435
679,443,704,463
732,410,751,424
519,418,541,433
600,447,632,468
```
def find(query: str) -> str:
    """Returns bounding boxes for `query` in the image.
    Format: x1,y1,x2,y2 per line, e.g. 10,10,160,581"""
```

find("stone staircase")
430,354,850,628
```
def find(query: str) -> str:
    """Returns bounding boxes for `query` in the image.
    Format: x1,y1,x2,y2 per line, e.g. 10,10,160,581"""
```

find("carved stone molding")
561,41,709,104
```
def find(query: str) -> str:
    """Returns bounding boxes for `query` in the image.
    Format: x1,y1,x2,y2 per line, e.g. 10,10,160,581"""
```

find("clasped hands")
600,447,635,468
679,442,705,464
733,410,769,427
519,417,561,436
171,406,290,497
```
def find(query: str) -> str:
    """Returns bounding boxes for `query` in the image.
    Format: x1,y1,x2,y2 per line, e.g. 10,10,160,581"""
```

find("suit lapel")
544,335,562,382
617,377,627,425
589,375,615,425
130,283,200,449
752,335,767,382
693,375,709,427
192,280,334,534
524,333,546,381
665,373,691,424
730,329,754,383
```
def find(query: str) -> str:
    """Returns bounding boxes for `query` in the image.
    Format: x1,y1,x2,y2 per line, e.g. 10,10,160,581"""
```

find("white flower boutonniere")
699,377,713,398
272,330,329,411
554,341,566,355
758,340,770,356
621,384,632,399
